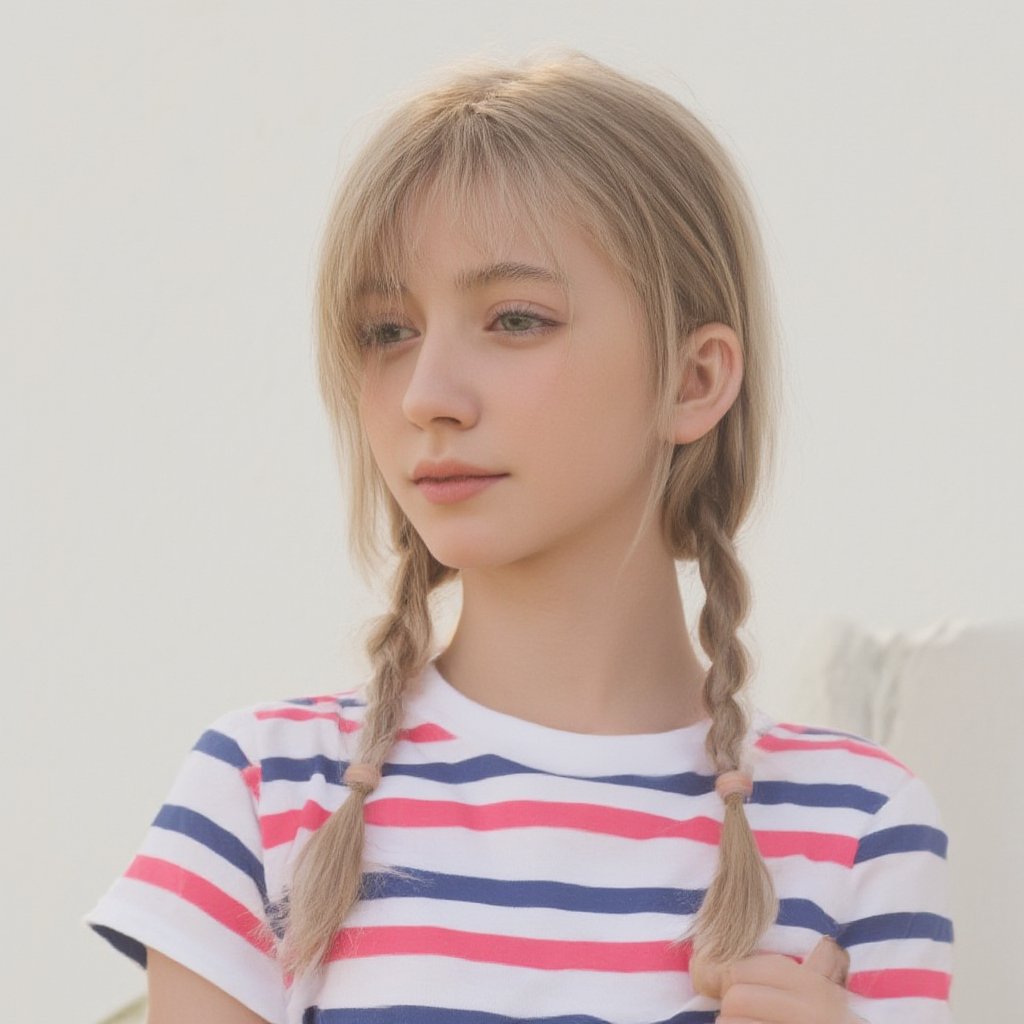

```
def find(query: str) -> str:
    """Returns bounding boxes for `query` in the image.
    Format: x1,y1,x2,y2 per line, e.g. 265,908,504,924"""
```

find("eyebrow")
356,261,568,297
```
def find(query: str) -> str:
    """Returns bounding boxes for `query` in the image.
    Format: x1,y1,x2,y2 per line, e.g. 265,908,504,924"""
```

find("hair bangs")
334,135,591,372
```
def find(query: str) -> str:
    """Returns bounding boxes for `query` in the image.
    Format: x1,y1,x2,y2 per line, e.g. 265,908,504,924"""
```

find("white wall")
3,2,1020,1020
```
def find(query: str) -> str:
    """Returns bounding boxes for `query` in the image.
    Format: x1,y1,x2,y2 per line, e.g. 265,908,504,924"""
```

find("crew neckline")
405,656,723,777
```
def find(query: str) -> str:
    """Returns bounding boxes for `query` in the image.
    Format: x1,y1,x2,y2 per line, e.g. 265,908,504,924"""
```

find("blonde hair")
278,46,784,976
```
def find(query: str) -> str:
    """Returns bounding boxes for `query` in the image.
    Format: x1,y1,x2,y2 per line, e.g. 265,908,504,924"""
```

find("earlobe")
671,323,743,446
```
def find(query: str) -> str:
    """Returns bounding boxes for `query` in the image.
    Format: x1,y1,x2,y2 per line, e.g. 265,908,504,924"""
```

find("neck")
434,510,709,736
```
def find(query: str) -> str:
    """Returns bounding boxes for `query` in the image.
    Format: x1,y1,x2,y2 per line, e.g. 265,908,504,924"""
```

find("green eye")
357,320,413,347
492,307,557,336
496,311,540,332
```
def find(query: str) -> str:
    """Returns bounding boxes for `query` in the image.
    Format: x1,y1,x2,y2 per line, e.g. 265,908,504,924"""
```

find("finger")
721,980,804,1022
720,952,803,989
801,936,850,986
689,949,794,999
693,944,841,1000
688,951,726,1000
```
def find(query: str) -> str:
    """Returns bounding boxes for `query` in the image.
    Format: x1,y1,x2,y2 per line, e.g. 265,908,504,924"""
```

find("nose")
400,325,479,430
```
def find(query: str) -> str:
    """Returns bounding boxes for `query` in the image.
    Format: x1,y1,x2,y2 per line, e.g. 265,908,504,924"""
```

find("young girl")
86,49,954,1024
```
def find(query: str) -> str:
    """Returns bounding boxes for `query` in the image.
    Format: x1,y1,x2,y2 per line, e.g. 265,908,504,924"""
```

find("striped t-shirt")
86,657,954,1023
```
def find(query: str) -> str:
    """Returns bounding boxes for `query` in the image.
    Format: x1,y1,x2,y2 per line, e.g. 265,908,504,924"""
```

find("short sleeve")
84,707,287,1023
836,773,955,1023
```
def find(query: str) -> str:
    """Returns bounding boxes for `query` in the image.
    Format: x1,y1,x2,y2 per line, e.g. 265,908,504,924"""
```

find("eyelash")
356,305,557,348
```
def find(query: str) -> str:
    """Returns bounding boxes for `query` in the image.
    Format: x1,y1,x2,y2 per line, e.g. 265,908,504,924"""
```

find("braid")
696,492,751,774
277,521,450,975
677,488,777,967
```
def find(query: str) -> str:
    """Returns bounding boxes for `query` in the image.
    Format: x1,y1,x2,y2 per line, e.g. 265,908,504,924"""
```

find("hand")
693,936,864,1024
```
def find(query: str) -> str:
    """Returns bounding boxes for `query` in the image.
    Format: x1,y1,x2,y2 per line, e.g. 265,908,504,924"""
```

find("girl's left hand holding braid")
694,936,867,1024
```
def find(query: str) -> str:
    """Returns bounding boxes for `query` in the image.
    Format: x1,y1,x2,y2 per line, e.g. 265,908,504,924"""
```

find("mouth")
413,473,508,504
418,474,500,482
415,473,509,483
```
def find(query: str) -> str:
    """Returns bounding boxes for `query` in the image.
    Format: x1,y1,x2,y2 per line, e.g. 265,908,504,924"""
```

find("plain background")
3,2,1020,1020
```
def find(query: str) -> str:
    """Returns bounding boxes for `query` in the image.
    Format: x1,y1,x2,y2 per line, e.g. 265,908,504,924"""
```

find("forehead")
355,259,569,302
359,185,621,304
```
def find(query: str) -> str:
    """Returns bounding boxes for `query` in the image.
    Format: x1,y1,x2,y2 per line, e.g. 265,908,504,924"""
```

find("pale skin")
145,948,269,1023
144,191,856,1021
715,953,861,1024
358,194,719,736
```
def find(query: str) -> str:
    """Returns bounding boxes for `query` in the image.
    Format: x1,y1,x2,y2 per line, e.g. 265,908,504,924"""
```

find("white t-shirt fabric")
85,657,954,1023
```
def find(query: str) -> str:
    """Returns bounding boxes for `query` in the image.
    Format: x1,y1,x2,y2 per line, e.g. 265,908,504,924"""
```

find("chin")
413,527,526,572
421,544,507,571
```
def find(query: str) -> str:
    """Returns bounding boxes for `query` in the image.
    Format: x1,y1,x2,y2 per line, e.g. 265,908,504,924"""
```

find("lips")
411,459,506,482
414,474,507,504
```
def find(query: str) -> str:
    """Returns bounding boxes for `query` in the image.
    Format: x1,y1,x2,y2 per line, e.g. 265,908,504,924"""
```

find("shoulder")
747,711,946,846
743,711,953,998
160,684,374,873
193,684,371,775
750,711,917,788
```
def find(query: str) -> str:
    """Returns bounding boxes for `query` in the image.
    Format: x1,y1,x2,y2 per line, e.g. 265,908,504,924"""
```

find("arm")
146,948,272,1024
712,773,953,1023
86,707,288,1022
838,774,954,1022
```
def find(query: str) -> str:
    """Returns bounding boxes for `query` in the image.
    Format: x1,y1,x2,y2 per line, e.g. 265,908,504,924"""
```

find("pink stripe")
255,706,333,722
257,796,856,864
125,854,273,955
364,797,723,843
364,799,856,865
848,968,952,1000
263,706,359,736
756,732,908,768
250,708,451,744
241,764,261,800
328,925,692,972
756,829,858,866
261,799,333,848
254,707,360,734
401,721,457,742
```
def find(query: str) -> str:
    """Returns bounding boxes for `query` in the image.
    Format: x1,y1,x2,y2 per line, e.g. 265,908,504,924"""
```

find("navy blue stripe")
261,753,884,814
260,752,713,795
304,1009,717,1024
586,770,713,796
262,754,669,790
153,803,268,904
383,756,533,785
89,923,147,968
388,756,714,795
780,724,871,742
837,911,954,946
285,696,366,707
262,754,346,785
855,824,948,862
358,866,839,936
776,898,838,935
753,781,886,813
193,728,250,770
360,865,706,915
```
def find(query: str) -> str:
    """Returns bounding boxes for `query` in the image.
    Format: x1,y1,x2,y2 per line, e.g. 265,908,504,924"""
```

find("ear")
671,322,744,445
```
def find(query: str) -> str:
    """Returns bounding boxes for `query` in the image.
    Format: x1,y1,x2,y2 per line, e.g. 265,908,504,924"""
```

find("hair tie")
715,769,753,802
343,762,381,797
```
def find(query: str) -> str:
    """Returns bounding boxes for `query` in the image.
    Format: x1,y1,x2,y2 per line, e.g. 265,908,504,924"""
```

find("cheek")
515,368,643,486
357,395,398,486
357,374,397,439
